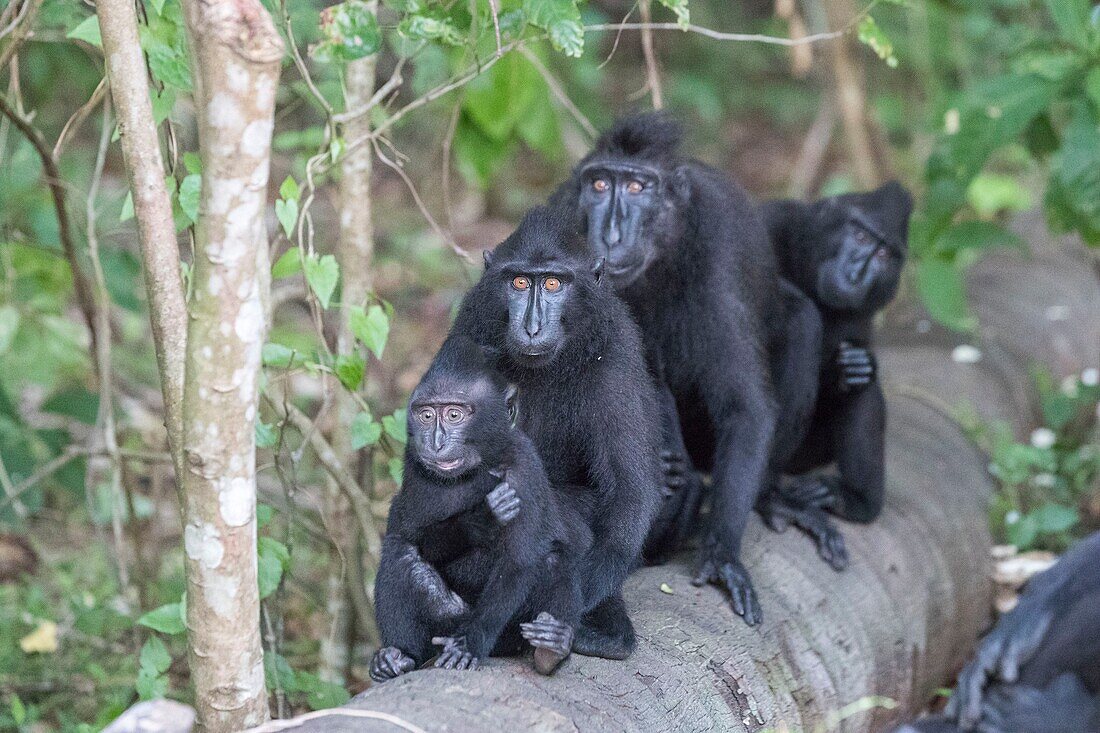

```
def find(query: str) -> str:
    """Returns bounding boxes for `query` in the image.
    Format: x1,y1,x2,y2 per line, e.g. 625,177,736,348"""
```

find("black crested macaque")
553,113,787,625
454,205,663,658
757,182,912,568
370,336,591,681
891,532,1100,732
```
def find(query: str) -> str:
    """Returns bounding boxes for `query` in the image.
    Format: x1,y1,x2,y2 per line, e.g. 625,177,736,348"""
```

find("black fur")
553,112,783,625
453,205,664,658
762,182,912,540
370,336,591,680
892,532,1100,732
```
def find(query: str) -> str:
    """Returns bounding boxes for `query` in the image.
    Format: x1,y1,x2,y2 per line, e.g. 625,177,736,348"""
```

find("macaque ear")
592,257,606,284
505,384,518,427
483,249,494,269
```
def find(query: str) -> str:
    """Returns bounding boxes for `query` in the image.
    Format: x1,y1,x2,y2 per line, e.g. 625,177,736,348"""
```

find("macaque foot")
836,342,876,393
520,612,574,675
660,450,689,498
431,635,479,670
369,646,416,682
692,548,762,626
782,475,839,512
486,480,520,525
759,491,849,571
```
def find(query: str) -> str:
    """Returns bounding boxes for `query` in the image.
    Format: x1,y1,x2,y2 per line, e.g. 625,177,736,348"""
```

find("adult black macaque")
758,182,912,568
454,205,663,658
370,336,591,681
553,113,797,625
890,532,1100,732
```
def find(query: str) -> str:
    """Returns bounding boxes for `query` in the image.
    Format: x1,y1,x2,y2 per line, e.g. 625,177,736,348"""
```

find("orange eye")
417,407,434,424
512,276,530,291
445,407,465,423
854,229,869,244
593,179,610,193
626,180,644,194
543,277,561,292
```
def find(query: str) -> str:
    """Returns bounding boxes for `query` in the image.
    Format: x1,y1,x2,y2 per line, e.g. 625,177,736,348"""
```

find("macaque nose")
524,316,541,338
606,218,621,245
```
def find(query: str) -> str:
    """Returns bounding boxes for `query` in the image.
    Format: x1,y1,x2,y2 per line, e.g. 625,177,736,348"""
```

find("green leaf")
1032,504,1078,534
257,504,275,530
1087,67,1100,113
305,254,340,309
933,221,1025,256
275,198,299,239
139,636,172,676
255,421,278,449
350,411,382,449
257,536,290,599
262,343,297,368
382,409,407,445
10,695,25,726
0,305,21,355
857,16,897,68
398,10,465,46
915,257,975,332
136,667,169,701
138,602,186,635
295,671,351,710
67,15,102,47
178,174,201,224
271,248,303,279
1044,0,1090,47
525,0,584,57
966,174,1031,218
183,152,203,175
1045,104,1100,246
349,304,389,359
120,192,135,222
279,176,300,202
463,54,541,142
1006,511,1039,549
335,351,366,391
152,87,177,125
388,456,404,484
313,1,382,63
142,33,193,91
264,651,297,692
657,0,690,29
454,116,515,188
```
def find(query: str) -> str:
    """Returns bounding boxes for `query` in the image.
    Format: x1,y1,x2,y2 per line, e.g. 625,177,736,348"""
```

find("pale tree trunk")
821,0,882,189
177,1,283,730
97,0,187,471
322,20,381,681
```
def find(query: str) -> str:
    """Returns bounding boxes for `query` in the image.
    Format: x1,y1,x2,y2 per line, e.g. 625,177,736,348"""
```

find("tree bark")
248,228,1099,732
321,23,382,682
97,0,187,471
821,0,882,188
177,1,283,730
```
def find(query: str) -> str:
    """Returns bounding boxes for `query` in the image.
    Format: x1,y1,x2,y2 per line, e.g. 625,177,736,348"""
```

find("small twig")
0,0,40,72
371,138,474,264
0,446,172,515
0,92,98,354
638,1,664,110
331,58,405,124
264,396,383,560
248,708,428,733
583,21,851,46
487,0,503,58
0,452,26,517
518,46,597,139
53,76,108,159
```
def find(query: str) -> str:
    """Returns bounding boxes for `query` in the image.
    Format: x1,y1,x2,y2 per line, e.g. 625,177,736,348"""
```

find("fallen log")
252,230,1099,733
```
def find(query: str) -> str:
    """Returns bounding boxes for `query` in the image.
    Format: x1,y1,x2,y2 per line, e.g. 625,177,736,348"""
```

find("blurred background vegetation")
0,0,1096,729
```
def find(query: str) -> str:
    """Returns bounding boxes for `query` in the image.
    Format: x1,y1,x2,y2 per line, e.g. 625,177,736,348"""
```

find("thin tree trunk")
177,1,283,730
321,25,381,681
97,0,187,474
821,0,880,188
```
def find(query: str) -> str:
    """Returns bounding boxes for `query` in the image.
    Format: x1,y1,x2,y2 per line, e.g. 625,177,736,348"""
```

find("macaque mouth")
429,458,465,472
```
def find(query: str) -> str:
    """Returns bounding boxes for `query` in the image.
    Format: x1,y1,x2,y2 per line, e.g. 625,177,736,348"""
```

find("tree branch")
97,0,187,473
